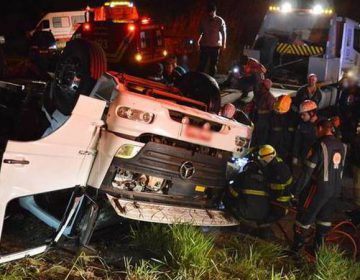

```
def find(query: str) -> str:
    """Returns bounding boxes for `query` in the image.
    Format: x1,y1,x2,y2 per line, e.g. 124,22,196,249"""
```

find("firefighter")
338,76,360,143
292,100,319,167
291,119,347,253
292,73,322,113
268,95,293,160
252,79,276,145
256,145,293,221
220,56,266,94
239,55,266,97
223,161,270,223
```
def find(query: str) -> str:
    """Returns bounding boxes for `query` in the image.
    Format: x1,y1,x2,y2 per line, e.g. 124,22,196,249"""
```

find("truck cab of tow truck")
245,1,360,108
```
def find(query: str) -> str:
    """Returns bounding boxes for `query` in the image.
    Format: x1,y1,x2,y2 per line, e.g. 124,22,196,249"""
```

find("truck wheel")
177,71,221,113
53,39,107,115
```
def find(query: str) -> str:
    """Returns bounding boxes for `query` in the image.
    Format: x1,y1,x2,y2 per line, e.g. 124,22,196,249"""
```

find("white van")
31,11,86,48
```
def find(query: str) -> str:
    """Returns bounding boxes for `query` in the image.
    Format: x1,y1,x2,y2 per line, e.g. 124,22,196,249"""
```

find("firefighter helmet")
258,145,277,164
299,100,317,113
273,95,292,114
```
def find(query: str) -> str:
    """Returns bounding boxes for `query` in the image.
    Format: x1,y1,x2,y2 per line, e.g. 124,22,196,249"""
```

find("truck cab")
245,1,360,96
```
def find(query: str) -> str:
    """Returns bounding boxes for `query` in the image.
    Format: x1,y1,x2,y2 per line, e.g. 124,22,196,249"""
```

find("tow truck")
244,1,360,108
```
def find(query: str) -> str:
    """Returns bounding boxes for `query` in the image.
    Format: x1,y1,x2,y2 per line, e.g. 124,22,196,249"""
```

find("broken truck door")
0,95,106,239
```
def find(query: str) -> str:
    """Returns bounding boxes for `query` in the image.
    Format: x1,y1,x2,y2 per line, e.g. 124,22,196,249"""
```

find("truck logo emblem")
180,161,195,179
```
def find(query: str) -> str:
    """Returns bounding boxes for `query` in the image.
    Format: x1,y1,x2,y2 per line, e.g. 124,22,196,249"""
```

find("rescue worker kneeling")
257,145,293,222
224,161,270,223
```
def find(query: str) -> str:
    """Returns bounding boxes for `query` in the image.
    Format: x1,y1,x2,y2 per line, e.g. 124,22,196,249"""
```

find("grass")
1,224,360,279
127,223,360,280
0,250,121,280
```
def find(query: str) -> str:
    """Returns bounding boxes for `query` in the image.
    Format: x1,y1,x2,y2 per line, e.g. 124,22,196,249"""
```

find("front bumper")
107,195,239,226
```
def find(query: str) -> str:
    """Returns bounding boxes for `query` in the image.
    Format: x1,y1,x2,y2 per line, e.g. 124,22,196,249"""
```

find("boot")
291,223,307,252
314,223,331,252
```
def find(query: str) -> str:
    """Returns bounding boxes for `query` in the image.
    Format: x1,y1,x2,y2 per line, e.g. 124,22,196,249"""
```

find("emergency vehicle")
31,10,86,49
244,1,360,108
71,1,168,73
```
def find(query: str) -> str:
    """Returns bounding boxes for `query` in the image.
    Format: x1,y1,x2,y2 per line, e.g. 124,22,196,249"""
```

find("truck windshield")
260,12,331,47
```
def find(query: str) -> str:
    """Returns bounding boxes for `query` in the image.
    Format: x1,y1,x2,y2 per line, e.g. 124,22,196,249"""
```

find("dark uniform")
292,135,347,251
252,85,276,146
268,112,293,160
292,120,317,163
293,85,322,112
262,157,293,221
224,162,270,223
338,86,360,143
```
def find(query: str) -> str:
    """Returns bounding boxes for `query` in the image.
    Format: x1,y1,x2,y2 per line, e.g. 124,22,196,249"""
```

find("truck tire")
177,71,221,113
53,39,107,115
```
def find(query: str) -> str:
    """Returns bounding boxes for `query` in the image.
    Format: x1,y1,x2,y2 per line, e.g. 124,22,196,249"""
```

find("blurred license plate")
182,125,212,141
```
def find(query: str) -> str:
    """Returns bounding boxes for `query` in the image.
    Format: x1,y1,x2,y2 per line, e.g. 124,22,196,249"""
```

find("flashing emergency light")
311,4,324,14
128,23,136,32
280,2,292,13
83,23,91,32
269,5,280,11
135,53,143,62
104,1,134,8
141,18,150,24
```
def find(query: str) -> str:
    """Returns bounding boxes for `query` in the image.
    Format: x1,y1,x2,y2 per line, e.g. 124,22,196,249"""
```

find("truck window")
353,29,360,53
52,17,70,28
71,15,85,25
260,13,331,47
155,30,164,47
140,31,151,49
40,20,50,29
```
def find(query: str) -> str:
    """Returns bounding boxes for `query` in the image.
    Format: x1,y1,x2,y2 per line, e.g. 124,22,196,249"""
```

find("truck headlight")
116,106,154,124
115,144,142,159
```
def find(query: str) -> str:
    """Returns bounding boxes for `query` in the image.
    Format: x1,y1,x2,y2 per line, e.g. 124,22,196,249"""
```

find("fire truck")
70,1,168,73
244,1,360,108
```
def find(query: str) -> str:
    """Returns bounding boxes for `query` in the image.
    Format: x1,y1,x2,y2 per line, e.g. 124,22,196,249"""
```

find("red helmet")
299,100,317,113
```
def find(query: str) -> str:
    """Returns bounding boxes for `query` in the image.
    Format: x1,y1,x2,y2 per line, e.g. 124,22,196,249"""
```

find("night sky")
0,0,358,32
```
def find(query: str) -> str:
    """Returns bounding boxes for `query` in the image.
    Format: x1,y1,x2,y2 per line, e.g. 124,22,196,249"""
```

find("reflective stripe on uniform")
272,127,283,132
321,142,329,182
341,144,347,179
228,186,239,198
296,221,311,229
270,176,293,190
316,220,332,227
241,189,269,196
276,196,292,202
305,160,317,169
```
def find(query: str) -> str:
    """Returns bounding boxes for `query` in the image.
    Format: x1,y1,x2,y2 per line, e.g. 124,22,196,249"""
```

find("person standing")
252,79,276,145
268,95,293,160
292,100,319,167
291,119,347,253
197,3,226,77
292,73,322,112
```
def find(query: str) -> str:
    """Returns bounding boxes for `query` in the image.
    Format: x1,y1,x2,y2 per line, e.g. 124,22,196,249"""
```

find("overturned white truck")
0,41,252,263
